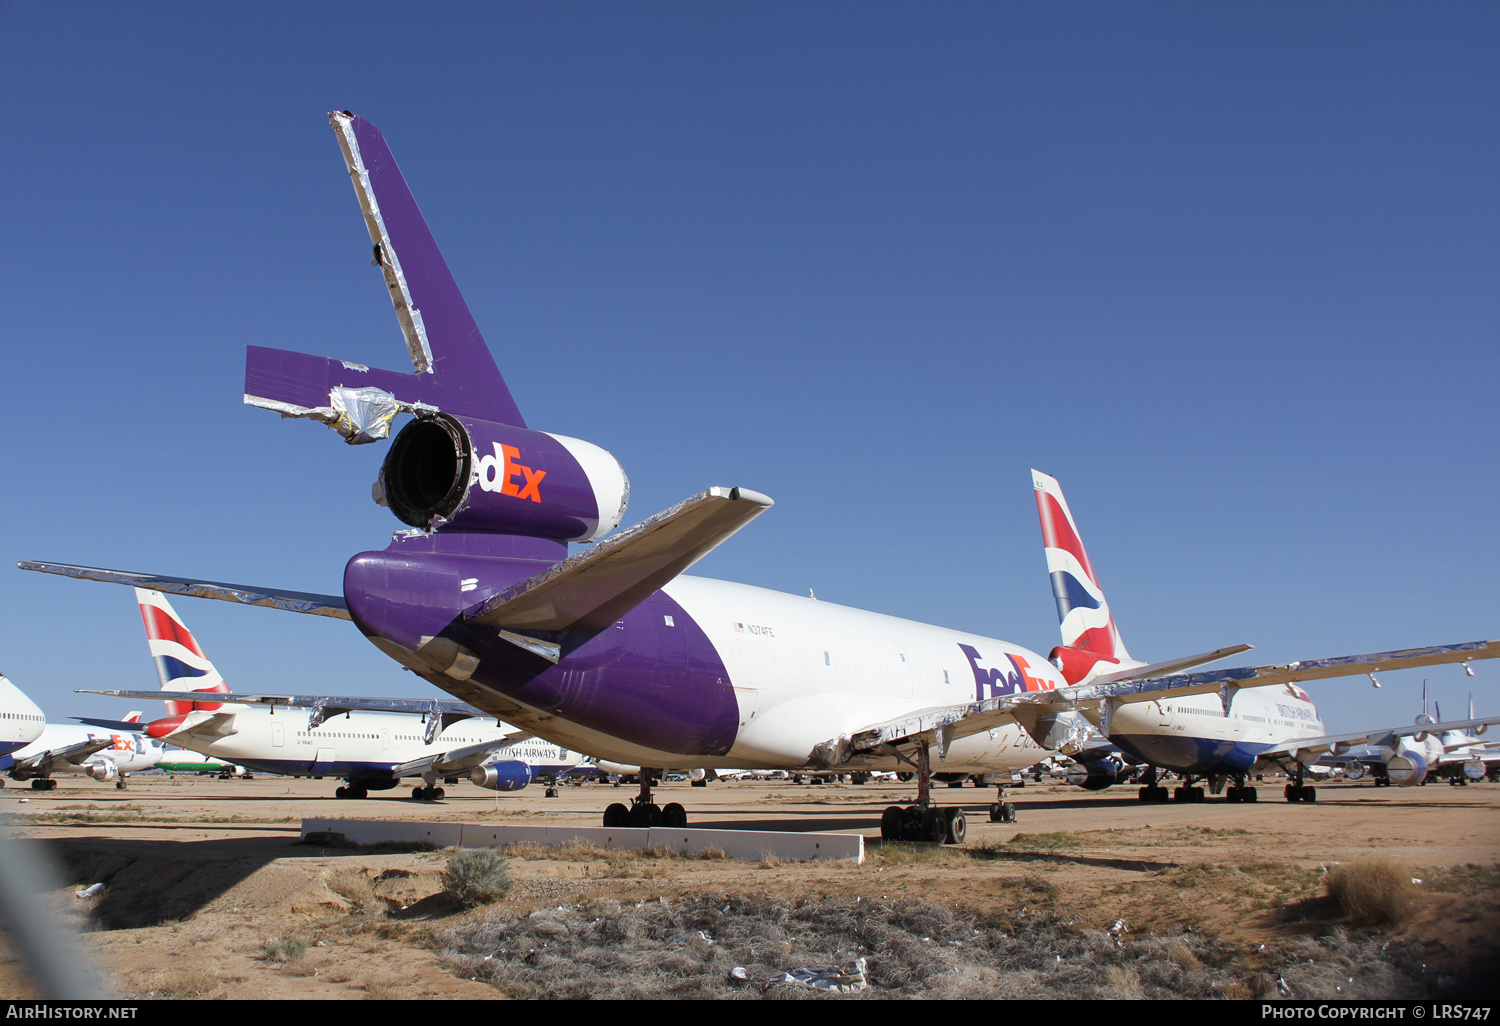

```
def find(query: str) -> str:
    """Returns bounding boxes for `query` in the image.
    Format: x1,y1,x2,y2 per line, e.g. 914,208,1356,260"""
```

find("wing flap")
391,737,517,778
77,689,482,717
468,486,773,631
18,562,349,619
1252,715,1500,768
12,738,116,773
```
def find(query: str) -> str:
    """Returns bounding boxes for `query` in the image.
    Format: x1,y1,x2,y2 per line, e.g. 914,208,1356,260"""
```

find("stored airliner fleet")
23,112,1498,843
77,588,585,800
1030,471,1500,803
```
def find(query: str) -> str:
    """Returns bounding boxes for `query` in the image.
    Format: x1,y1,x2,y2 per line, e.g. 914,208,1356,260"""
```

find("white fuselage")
163,704,582,780
0,678,46,756
5,724,165,779
533,575,1066,772
1103,683,1325,774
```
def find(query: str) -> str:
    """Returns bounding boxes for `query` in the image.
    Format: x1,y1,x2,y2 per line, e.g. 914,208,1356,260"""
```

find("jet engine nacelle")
85,761,119,782
469,760,532,792
379,412,628,541
1385,751,1428,786
1064,755,1129,791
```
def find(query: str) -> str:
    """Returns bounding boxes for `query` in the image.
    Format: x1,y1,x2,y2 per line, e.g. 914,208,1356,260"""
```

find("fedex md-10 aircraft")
22,112,1499,844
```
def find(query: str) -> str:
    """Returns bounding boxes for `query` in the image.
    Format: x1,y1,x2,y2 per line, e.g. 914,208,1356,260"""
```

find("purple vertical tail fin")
244,111,524,440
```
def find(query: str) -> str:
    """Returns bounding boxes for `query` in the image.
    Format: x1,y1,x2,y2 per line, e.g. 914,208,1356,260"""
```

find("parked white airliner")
77,589,585,800
0,676,46,757
20,112,1500,843
1031,470,1500,803
2,722,164,790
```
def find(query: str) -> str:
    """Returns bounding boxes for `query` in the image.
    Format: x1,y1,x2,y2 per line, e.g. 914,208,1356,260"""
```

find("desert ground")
2,771,1497,999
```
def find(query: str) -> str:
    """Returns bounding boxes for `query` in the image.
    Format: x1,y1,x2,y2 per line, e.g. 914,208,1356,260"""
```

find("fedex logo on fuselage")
959,644,1055,701
476,443,545,503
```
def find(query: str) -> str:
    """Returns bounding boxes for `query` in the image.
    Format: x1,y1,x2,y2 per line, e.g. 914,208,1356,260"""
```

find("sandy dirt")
1,772,1497,999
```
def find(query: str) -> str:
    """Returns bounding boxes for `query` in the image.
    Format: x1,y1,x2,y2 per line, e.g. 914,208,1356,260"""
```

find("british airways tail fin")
1032,470,1141,684
1032,471,1251,686
243,111,524,441
135,588,232,715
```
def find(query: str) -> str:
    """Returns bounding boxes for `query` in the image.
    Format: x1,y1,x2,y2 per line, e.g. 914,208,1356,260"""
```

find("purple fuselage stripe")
344,544,739,757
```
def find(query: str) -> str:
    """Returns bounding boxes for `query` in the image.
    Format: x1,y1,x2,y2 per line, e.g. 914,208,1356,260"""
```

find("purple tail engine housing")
241,113,744,760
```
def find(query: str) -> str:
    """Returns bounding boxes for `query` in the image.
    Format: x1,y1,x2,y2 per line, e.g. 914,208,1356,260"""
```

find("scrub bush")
442,847,514,908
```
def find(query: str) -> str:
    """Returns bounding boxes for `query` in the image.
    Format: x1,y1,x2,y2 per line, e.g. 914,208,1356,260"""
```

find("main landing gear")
334,784,368,799
29,779,58,791
601,769,687,828
412,784,446,801
877,741,975,843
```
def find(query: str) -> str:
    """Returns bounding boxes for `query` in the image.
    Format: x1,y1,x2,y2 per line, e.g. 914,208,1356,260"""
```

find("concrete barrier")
300,818,864,863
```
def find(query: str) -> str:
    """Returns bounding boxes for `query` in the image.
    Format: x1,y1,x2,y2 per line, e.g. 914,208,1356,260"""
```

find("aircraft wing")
466,486,773,634
18,562,350,619
819,638,1500,765
9,737,116,775
73,717,147,733
1088,645,1254,684
77,688,484,718
389,737,520,779
1249,715,1500,772
78,688,496,741
161,711,240,744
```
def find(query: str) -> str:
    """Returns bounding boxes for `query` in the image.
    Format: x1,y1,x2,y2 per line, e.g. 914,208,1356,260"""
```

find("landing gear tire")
662,802,688,828
881,805,903,840
920,808,945,844
603,802,628,828
627,802,660,828
545,787,559,798
988,802,1016,823
944,808,967,845
336,786,348,799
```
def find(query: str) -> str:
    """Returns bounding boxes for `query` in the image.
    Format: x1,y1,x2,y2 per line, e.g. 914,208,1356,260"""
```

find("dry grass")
260,935,310,961
436,891,1435,999
1326,857,1414,927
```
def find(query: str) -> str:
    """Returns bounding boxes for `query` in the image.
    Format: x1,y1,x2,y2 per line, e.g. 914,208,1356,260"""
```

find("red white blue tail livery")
137,588,230,715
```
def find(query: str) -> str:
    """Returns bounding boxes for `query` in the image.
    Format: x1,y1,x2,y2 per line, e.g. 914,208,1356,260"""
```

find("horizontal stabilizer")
1088,644,1254,684
18,562,350,619
468,486,774,631
72,717,146,733
163,711,239,743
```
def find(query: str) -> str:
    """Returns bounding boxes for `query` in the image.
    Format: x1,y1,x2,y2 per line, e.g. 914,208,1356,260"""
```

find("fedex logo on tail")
476,443,545,503
960,645,1055,701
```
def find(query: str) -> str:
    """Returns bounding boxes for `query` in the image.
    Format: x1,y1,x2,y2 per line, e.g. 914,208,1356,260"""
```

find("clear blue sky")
2,2,1495,735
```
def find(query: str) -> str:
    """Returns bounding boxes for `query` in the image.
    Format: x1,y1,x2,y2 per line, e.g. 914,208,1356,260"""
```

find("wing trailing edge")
18,562,350,619
468,486,774,632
